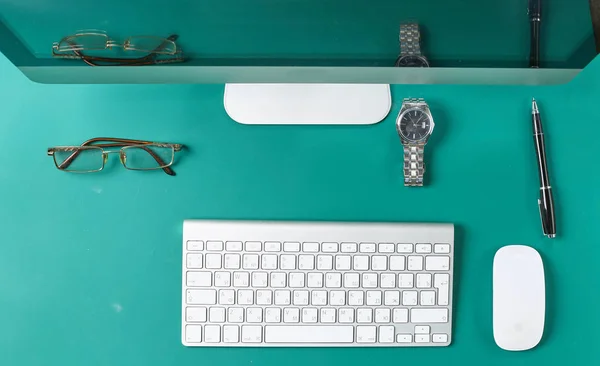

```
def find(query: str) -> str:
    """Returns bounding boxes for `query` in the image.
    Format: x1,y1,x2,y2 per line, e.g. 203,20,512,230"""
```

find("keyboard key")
209,307,226,322
371,256,387,271
265,308,281,323
344,273,360,288
214,272,231,287
396,334,412,343
420,291,436,306
434,244,451,254
375,308,390,323
415,325,430,334
219,289,235,305
393,308,408,323
261,254,278,270
232,272,249,287
317,255,333,270
270,272,287,288
378,243,395,253
330,290,346,306
359,243,376,253
380,273,396,288
415,334,430,343
185,325,202,343
242,254,259,270
402,291,418,305
353,256,369,270
246,307,263,323
265,241,281,252
186,307,207,322
283,308,300,323
321,308,337,323
416,243,432,253
410,308,449,323
338,308,354,323
398,273,414,288
325,273,342,288
245,241,262,252
341,242,358,253
186,289,216,305
356,326,376,343
187,271,212,287
384,291,400,306
348,290,364,306
237,290,254,305
293,290,309,305
228,307,244,323
280,254,297,270
303,242,319,252
307,272,323,288
289,272,305,288
426,256,450,271
362,273,378,288
265,325,353,343
225,241,243,251
241,325,262,343
357,308,372,323
298,255,315,270
283,242,300,252
379,326,395,343
205,254,222,269
186,254,203,269
389,256,405,271
224,254,241,269
417,273,432,288
433,334,449,343
311,290,328,305
302,308,318,323
187,240,204,251
206,241,223,251
322,242,339,252
251,272,268,288
434,274,450,305
223,325,239,343
335,255,351,270
366,291,382,306
397,243,413,253
408,256,423,271
274,290,291,305
256,290,273,305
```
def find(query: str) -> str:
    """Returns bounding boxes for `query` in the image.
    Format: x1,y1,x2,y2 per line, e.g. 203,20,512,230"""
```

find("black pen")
532,98,556,238
528,0,541,68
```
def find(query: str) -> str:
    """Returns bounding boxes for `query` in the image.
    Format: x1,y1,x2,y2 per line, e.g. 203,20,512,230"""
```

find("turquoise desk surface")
1,52,600,366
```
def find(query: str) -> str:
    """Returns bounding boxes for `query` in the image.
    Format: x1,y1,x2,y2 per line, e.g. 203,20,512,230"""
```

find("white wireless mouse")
493,245,545,351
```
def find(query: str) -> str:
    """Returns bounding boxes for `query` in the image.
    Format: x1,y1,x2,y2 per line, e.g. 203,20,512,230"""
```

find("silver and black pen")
532,98,556,238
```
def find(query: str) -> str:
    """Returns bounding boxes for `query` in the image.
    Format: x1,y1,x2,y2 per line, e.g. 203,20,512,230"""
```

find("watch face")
398,109,432,141
396,56,430,67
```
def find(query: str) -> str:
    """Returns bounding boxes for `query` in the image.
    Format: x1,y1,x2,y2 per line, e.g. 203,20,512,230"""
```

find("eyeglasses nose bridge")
119,150,126,165
102,152,108,165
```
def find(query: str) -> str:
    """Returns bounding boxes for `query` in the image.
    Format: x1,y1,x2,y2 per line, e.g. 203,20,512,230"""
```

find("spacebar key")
265,326,354,343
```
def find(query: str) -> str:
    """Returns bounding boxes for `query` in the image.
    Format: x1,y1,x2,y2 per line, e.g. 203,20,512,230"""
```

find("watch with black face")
395,23,430,67
396,98,435,187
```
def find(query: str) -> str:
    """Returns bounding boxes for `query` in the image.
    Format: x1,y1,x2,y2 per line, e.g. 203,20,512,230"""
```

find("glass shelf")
0,0,596,84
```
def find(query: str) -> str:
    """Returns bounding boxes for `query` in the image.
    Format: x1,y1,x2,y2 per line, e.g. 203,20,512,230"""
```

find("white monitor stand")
224,84,391,125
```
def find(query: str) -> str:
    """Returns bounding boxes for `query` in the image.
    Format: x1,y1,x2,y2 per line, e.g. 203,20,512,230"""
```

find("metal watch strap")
400,23,422,57
402,98,427,187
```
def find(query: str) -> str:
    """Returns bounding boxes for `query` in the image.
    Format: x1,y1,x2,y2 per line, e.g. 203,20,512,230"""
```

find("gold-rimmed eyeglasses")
47,138,184,176
52,30,185,66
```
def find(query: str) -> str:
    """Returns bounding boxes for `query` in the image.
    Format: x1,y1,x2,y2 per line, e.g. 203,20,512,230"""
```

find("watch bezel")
396,106,435,143
395,55,430,68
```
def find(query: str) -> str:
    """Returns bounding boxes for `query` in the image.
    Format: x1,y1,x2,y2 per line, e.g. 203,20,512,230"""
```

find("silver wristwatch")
396,98,435,187
396,23,430,67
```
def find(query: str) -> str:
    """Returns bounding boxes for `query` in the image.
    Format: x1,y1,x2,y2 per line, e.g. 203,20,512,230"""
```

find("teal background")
1,48,600,365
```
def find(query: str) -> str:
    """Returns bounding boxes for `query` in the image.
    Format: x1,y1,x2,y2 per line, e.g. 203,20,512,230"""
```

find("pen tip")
532,98,538,112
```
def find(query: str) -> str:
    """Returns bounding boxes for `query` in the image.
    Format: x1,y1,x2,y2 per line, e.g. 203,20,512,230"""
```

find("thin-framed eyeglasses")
52,30,185,66
47,138,184,176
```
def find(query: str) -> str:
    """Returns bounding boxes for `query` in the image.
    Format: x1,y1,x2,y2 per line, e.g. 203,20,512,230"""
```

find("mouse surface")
493,245,545,351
